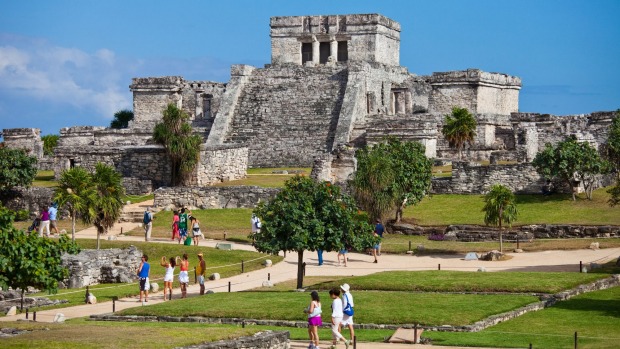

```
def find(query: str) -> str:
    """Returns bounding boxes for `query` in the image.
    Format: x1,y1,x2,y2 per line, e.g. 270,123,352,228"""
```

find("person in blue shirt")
137,254,150,303
373,219,384,263
48,203,59,236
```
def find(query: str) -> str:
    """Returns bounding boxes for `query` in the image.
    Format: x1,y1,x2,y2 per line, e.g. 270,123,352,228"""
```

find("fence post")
353,335,357,349
33,311,37,321
25,308,28,319
228,281,231,293
414,324,418,344
268,273,271,281
224,232,227,241
85,286,90,304
574,331,578,349
438,264,441,271
112,296,118,312
194,269,197,284
579,261,583,273
517,235,520,249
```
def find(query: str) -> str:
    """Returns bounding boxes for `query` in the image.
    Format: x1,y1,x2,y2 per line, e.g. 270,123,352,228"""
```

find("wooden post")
438,264,441,271
85,286,90,304
574,331,578,349
268,273,271,281
228,281,231,292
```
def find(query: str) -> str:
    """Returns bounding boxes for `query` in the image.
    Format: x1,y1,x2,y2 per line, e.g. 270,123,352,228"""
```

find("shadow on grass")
516,193,574,204
552,297,620,318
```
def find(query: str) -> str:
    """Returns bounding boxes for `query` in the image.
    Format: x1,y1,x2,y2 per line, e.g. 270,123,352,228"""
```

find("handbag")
343,293,354,316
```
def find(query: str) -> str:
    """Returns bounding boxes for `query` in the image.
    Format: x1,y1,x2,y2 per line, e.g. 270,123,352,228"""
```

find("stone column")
312,35,319,65
330,37,338,61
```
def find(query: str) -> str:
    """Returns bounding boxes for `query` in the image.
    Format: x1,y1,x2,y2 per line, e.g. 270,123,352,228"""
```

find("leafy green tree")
253,176,374,289
110,109,134,129
442,106,477,160
0,147,37,192
54,167,97,241
153,103,202,186
482,184,518,253
0,205,80,310
351,138,433,223
603,110,620,206
532,136,610,201
41,134,60,156
91,163,125,249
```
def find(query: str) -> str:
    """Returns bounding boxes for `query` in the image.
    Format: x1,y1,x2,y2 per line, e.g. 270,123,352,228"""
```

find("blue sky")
1,0,619,136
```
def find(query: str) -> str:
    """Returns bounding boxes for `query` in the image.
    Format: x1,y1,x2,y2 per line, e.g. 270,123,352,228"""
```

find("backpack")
143,211,152,224
255,219,262,229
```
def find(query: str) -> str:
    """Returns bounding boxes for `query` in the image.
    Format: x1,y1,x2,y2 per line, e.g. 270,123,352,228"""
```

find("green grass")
128,208,254,242
303,271,610,294
246,167,310,175
121,193,154,204
425,286,620,349
31,170,58,188
1,319,261,349
380,234,620,254
121,290,537,326
27,239,281,311
405,188,620,226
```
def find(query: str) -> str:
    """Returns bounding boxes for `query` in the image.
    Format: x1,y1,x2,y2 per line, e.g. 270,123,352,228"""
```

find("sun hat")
197,252,203,257
340,283,350,292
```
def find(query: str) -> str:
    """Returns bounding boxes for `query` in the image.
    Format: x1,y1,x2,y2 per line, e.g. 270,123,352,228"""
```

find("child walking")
329,288,350,349
304,290,322,349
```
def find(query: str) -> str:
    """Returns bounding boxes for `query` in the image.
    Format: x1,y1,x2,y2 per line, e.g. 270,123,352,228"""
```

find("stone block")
210,273,220,281
477,267,487,272
589,242,600,250
87,295,97,304
481,250,505,261
216,243,233,250
263,259,273,267
53,313,66,323
206,290,215,294
150,282,159,293
464,252,478,261
262,281,274,287
6,306,16,316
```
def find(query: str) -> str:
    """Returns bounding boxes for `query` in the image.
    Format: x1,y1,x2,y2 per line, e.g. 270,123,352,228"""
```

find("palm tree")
54,167,96,241
91,163,125,249
482,184,518,253
442,106,477,160
153,103,202,186
351,145,397,222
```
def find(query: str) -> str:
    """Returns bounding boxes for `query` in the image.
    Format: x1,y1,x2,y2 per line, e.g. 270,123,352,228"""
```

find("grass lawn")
1,319,261,349
425,286,620,349
126,208,254,242
380,234,620,254
405,188,620,226
301,271,610,294
210,167,311,188
122,193,154,204
27,239,281,312
32,170,57,188
121,290,537,326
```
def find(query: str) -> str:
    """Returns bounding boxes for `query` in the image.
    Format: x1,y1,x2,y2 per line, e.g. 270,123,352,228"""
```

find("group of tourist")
27,202,59,237
168,208,203,246
304,283,355,349
136,252,207,303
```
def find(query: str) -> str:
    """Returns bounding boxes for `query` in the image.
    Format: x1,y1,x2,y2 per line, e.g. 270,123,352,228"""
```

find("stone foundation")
61,247,142,288
154,186,279,209
0,187,56,218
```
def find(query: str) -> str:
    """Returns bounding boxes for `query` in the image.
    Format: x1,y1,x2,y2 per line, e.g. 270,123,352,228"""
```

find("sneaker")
330,345,336,349
373,260,378,263
345,340,350,349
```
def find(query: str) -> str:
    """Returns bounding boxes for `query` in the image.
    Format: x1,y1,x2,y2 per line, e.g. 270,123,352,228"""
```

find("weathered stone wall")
432,161,544,194
154,186,280,210
270,13,400,66
61,247,142,288
310,145,357,191
223,64,348,167
0,187,55,218
188,145,248,186
177,331,289,349
2,128,44,158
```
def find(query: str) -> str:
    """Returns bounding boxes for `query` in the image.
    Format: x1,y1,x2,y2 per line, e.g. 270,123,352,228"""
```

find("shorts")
179,228,188,237
374,243,381,250
192,229,202,238
198,275,205,285
308,315,322,326
339,249,347,254
50,220,58,228
341,315,354,326
139,277,148,291
179,271,189,284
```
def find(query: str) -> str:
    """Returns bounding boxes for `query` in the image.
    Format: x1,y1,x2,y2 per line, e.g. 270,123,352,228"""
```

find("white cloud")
0,35,131,120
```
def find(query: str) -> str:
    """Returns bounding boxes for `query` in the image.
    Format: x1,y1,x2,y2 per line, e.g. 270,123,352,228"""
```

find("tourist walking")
177,253,190,298
137,254,150,304
337,248,348,267
197,252,206,295
329,288,350,349
373,219,384,263
317,249,324,266
171,210,180,241
340,283,355,342
39,207,50,237
143,207,153,241
48,202,59,236
251,213,261,234
191,216,203,246
160,256,176,301
304,290,322,349
178,208,189,244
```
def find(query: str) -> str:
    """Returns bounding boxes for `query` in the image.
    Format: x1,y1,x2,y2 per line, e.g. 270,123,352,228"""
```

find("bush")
15,209,30,222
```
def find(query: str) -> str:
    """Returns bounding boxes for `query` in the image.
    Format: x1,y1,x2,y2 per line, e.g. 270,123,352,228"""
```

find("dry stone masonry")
2,13,617,197
61,246,142,288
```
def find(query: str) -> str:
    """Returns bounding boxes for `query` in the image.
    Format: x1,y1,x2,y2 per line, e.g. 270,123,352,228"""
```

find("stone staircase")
118,200,154,223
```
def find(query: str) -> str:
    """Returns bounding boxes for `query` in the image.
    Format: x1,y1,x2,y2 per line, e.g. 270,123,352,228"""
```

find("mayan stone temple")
2,14,616,206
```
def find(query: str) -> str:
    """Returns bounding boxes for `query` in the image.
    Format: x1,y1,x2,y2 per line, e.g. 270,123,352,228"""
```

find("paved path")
2,201,618,348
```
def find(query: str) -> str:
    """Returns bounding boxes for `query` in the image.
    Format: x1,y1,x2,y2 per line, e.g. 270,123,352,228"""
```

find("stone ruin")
1,13,617,202
60,246,142,288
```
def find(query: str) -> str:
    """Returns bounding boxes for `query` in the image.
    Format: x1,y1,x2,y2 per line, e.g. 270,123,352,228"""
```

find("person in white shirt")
329,288,350,349
340,283,355,342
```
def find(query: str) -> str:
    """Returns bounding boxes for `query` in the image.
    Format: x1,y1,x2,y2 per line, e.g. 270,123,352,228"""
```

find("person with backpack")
340,283,355,342
178,208,189,245
143,207,153,241
251,213,261,234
